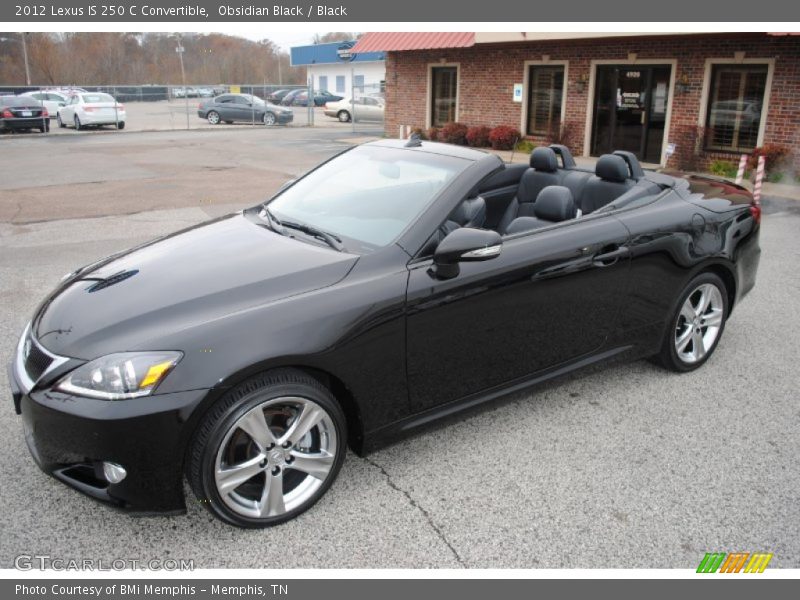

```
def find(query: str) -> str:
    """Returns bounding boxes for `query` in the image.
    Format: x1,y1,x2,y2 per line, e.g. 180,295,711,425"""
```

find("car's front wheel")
655,272,728,372
207,111,220,125
188,369,346,527
263,112,276,126
57,114,66,128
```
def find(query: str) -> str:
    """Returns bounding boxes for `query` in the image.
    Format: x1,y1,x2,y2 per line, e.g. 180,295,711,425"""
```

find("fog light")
102,462,127,484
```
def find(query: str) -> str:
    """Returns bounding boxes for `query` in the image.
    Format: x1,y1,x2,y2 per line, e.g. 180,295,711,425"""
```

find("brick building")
352,32,800,171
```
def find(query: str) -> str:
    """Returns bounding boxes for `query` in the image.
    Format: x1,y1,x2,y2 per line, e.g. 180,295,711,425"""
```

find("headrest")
450,196,486,227
595,154,630,182
530,147,559,172
534,186,576,222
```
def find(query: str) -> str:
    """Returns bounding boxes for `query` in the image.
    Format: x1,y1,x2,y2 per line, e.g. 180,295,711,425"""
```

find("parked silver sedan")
323,96,384,123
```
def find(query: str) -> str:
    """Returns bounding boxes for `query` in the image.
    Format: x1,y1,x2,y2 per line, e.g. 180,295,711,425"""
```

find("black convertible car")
9,140,760,527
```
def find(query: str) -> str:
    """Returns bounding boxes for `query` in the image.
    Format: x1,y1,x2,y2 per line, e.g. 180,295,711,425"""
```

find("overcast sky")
209,31,322,50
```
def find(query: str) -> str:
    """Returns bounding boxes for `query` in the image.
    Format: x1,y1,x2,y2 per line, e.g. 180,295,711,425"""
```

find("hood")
33,213,358,359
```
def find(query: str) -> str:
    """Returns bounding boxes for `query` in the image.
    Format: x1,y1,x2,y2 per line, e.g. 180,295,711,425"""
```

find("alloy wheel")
674,282,724,364
263,112,276,126
214,396,337,519
207,111,220,125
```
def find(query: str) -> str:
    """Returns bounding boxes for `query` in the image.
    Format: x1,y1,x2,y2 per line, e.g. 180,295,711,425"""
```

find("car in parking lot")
197,93,293,126
324,96,384,122
0,96,50,133
17,91,69,118
9,140,761,528
56,92,125,130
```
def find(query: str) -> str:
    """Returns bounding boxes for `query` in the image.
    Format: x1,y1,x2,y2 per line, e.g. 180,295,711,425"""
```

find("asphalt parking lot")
2,99,366,135
1,127,798,569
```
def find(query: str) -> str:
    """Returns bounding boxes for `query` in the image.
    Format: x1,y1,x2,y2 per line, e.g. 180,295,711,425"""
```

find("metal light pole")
175,35,189,130
21,32,31,86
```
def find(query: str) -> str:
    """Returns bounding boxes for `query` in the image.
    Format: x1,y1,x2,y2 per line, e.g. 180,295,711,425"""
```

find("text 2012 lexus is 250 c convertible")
9,140,760,527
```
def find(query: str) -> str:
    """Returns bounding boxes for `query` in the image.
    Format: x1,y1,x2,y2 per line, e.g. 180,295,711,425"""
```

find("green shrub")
515,140,536,154
709,160,738,179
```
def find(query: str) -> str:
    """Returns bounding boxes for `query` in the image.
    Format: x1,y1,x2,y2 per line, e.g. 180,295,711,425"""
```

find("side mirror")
58,102,65,107
431,228,502,280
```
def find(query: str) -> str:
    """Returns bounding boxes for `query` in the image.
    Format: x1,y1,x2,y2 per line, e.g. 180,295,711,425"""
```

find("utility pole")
175,34,189,130
278,57,282,85
21,32,31,86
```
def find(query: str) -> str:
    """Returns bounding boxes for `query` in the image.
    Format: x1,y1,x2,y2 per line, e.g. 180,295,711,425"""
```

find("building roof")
352,32,475,53
290,41,384,66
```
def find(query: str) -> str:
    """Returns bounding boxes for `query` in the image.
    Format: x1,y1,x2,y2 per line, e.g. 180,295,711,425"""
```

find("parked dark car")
197,93,293,126
279,89,305,106
267,89,293,103
0,96,49,133
282,90,344,107
10,142,760,528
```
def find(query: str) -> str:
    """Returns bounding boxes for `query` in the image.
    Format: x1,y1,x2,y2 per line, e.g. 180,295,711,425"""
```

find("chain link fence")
0,82,383,133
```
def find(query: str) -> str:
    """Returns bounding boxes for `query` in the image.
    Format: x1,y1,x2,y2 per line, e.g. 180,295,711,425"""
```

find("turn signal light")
1,109,12,118
42,109,49,117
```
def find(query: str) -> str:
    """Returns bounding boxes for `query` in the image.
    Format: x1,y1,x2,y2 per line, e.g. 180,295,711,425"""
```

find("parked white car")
323,96,384,123
56,93,126,130
17,91,69,118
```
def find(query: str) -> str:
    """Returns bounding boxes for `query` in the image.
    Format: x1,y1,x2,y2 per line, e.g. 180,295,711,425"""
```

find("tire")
338,110,351,123
188,368,347,528
57,114,66,128
207,111,220,125
654,272,728,372
263,112,276,126
73,115,82,130
117,121,125,130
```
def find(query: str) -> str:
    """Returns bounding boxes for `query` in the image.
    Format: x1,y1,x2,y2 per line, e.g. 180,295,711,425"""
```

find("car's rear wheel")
188,369,346,528
73,115,82,130
655,272,728,372
207,111,220,125
263,112,276,126
337,110,351,123
117,121,125,130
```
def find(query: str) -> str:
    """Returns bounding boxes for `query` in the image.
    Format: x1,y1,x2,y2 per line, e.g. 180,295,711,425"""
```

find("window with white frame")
526,65,564,136
318,75,328,92
705,64,768,152
335,75,345,94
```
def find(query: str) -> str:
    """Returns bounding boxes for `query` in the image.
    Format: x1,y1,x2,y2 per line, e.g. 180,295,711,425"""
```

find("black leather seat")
498,147,562,234
505,186,577,234
577,154,635,214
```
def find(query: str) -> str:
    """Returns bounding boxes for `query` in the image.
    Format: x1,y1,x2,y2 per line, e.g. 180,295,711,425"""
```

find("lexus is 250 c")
9,140,760,527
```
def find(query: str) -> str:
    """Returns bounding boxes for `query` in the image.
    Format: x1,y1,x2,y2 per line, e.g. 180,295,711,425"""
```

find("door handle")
592,245,629,267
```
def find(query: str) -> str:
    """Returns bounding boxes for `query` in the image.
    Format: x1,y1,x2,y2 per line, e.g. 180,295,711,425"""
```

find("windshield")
267,145,470,252
81,93,115,103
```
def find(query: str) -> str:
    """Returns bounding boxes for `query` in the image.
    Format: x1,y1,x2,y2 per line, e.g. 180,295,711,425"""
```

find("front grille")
24,334,54,382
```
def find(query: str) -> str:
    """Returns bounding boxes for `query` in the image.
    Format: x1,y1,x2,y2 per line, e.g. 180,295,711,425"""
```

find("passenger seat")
498,147,562,234
421,196,488,255
505,186,577,234
577,154,635,214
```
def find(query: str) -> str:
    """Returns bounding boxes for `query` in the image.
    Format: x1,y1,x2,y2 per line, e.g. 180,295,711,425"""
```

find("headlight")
55,351,182,400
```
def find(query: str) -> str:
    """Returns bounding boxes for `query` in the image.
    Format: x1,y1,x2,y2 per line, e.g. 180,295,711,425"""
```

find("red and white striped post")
753,155,766,203
735,154,748,185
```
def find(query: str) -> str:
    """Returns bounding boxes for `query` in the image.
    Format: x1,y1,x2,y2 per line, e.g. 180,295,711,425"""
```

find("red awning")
352,32,476,53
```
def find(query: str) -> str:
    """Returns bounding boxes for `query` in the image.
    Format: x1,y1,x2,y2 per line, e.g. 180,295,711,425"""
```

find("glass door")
591,65,671,163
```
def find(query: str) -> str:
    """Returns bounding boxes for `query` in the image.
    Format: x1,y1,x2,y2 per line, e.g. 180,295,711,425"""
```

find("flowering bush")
426,127,440,142
488,125,521,150
748,143,792,174
466,126,492,148
438,122,469,145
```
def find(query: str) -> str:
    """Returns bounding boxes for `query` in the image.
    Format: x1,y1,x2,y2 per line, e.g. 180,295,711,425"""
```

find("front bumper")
9,361,208,514
275,113,294,124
